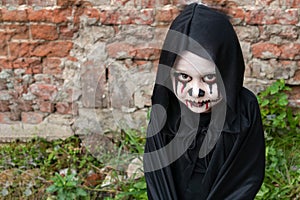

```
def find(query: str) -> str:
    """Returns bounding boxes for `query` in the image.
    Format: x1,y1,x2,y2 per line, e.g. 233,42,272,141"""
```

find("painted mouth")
185,98,221,108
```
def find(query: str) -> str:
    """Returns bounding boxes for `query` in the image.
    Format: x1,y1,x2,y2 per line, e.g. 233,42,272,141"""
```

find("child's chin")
188,107,211,114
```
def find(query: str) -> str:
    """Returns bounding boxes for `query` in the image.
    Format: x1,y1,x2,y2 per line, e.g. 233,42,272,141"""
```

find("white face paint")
171,51,222,113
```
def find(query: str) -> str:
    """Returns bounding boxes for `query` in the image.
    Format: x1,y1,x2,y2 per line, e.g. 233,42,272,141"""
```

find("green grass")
0,127,299,199
0,80,299,199
256,132,300,200
0,132,146,199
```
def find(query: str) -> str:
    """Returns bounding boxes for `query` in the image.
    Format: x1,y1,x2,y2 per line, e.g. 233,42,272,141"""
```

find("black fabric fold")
144,3,265,200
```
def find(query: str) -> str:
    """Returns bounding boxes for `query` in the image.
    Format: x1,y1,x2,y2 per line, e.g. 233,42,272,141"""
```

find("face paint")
198,89,205,97
209,83,213,94
181,83,187,94
171,51,222,113
173,72,189,95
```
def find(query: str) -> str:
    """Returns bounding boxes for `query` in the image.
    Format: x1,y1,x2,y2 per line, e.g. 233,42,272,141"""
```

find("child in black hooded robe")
143,3,265,200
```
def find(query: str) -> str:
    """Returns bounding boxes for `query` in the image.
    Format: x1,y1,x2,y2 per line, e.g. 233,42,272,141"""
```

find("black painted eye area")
203,74,216,83
173,72,192,83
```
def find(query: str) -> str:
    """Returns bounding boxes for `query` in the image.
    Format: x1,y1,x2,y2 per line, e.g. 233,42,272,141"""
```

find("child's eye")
203,74,216,83
174,72,192,83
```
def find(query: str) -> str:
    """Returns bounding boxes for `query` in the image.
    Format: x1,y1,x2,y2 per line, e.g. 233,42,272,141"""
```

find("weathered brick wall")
0,0,299,140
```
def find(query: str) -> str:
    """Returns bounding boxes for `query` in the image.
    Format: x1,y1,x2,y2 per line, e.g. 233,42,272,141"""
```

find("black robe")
144,3,265,200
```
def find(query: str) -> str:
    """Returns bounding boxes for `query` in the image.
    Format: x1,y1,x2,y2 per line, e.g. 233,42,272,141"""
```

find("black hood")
144,4,265,200
154,3,245,132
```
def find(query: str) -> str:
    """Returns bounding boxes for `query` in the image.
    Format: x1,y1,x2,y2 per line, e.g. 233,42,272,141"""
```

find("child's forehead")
174,51,216,74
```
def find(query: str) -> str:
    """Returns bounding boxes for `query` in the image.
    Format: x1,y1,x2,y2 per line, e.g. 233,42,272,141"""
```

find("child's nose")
188,87,205,97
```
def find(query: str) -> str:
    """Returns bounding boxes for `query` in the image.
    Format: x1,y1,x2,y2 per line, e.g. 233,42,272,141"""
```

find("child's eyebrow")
173,69,216,76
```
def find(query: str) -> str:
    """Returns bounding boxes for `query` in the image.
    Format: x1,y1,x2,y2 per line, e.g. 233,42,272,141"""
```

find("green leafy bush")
1,80,299,199
256,80,300,200
256,132,300,200
257,79,300,135
46,172,87,200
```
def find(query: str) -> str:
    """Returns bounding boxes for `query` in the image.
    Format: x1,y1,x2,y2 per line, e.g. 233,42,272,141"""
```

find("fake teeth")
191,100,209,107
186,98,220,108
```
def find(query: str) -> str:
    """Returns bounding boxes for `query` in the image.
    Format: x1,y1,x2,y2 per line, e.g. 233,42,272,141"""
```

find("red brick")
256,0,300,8
0,90,13,100
27,8,53,22
2,0,26,5
55,8,73,23
0,101,10,112
12,57,41,69
136,0,170,8
14,85,28,96
293,68,300,82
245,9,276,25
251,42,281,59
287,0,300,8
99,9,131,25
110,0,133,7
9,42,32,59
245,8,299,25
0,112,15,124
17,99,33,112
57,0,79,7
8,90,18,99
288,86,300,101
74,7,100,24
155,6,180,23
31,41,73,57
27,65,42,74
21,112,44,124
280,43,300,60
0,43,8,57
276,9,299,24
59,25,77,40
257,0,275,5
129,46,161,60
107,42,161,60
42,58,62,74
10,108,21,121
0,80,7,90
67,56,78,62
134,9,154,24
31,25,58,41
39,100,54,113
107,42,134,58
100,8,154,25
27,8,72,23
33,74,52,83
56,102,78,115
279,26,298,39
12,57,42,74
29,83,57,101
217,3,245,24
201,0,227,6
64,88,80,102
85,8,101,21
0,59,13,69
260,25,299,40
275,9,299,25
0,31,11,42
28,0,55,6
6,24,30,40
1,8,28,22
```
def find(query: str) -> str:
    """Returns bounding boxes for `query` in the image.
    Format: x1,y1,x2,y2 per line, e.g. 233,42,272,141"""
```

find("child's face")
171,51,222,113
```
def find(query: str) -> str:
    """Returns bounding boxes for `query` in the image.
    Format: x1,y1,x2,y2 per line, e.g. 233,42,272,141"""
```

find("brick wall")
0,0,299,140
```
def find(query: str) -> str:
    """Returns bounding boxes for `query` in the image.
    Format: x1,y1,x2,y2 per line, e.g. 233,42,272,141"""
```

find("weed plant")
0,80,299,199
256,80,300,200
